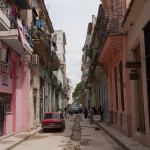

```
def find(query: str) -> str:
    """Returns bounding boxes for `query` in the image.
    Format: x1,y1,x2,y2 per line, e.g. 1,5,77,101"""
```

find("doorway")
0,99,4,136
133,45,145,133
144,21,150,123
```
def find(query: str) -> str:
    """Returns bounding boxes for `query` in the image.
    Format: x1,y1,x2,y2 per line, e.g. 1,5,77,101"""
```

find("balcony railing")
0,2,10,18
52,74,62,91
7,0,31,9
107,18,123,34
0,1,10,30
97,5,123,52
31,26,51,49
0,0,33,47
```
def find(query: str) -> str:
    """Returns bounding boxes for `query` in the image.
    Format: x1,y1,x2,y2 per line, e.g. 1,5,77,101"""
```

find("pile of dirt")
63,115,82,150
63,141,80,150
70,116,81,141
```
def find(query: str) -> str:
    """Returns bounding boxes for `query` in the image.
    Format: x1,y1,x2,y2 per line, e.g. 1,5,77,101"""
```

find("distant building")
52,30,67,111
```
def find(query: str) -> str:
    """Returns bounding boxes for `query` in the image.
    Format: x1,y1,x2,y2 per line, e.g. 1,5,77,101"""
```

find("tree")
72,81,84,99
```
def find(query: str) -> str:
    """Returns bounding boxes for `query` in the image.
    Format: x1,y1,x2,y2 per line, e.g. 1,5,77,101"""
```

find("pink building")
98,0,150,147
122,0,150,147
98,0,131,136
0,0,33,136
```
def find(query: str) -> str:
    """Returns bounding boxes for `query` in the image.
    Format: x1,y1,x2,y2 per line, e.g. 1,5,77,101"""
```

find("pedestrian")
84,107,88,119
57,107,60,112
66,107,69,119
64,107,67,118
89,106,94,124
93,106,97,115
70,107,73,116
98,105,103,122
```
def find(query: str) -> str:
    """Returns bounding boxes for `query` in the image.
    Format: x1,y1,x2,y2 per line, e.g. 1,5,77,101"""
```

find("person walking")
89,106,94,124
84,107,88,119
98,105,103,122
64,107,67,118
66,107,69,119
93,106,97,115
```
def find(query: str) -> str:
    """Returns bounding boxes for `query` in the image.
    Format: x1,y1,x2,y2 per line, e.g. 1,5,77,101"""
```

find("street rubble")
63,115,81,150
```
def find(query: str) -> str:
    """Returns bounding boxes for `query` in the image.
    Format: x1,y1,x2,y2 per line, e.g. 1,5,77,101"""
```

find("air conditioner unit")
32,54,39,66
0,47,6,63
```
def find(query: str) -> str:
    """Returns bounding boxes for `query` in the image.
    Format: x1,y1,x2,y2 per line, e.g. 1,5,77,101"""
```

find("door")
40,93,43,121
144,22,150,123
0,99,4,136
133,45,145,133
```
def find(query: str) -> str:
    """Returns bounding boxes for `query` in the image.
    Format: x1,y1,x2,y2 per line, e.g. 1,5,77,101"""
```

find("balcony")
0,19,33,55
50,51,60,71
32,27,50,49
6,0,31,9
99,35,124,66
55,81,62,93
0,3,10,31
32,26,53,68
81,64,84,71
97,4,124,67
81,75,85,82
62,86,70,100
60,60,65,65
52,74,62,92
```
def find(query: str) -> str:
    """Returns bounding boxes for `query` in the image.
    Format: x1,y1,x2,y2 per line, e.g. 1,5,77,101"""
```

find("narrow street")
11,115,122,150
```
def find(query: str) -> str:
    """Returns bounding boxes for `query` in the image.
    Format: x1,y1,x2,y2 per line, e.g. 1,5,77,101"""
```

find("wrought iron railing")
0,0,33,47
97,5,123,53
0,0,10,19
31,27,51,49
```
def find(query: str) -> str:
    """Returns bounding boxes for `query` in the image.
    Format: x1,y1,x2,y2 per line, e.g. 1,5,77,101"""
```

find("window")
114,67,118,110
119,61,125,111
44,113,60,119
0,93,11,112
144,21,150,123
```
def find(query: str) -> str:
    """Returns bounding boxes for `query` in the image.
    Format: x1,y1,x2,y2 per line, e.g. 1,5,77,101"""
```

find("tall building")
0,0,59,136
52,30,68,110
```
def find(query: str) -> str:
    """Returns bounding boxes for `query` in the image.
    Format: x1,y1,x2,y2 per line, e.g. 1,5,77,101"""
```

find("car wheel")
43,129,46,133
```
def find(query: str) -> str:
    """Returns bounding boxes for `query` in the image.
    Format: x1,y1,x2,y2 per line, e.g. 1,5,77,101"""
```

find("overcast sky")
45,0,100,89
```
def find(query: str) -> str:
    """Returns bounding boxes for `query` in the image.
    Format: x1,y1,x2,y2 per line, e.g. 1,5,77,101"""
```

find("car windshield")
44,113,60,119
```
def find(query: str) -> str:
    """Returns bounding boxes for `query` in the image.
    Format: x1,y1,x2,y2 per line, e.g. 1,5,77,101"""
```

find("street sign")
126,61,141,68
93,115,101,121
129,73,139,80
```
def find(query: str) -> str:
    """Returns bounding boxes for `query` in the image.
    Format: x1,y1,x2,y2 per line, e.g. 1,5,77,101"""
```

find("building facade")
0,0,60,136
52,30,68,111
81,0,150,148
122,0,150,147
0,0,33,135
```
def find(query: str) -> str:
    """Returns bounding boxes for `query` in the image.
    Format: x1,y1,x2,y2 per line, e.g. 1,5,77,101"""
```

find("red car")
42,112,65,132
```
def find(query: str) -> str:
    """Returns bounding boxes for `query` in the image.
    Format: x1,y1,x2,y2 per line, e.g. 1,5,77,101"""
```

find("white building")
52,30,67,110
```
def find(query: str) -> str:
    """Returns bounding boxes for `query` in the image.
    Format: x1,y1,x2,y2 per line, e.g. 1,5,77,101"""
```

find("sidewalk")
95,121,150,150
0,127,41,150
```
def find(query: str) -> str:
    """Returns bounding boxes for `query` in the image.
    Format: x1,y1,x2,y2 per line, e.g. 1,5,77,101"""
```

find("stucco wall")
125,0,150,146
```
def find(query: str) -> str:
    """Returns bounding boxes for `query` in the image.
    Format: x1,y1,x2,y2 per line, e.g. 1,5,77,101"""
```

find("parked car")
42,112,65,132
69,105,80,114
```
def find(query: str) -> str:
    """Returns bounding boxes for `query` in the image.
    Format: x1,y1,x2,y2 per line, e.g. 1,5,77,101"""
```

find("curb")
0,133,17,141
5,128,41,150
95,121,130,150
